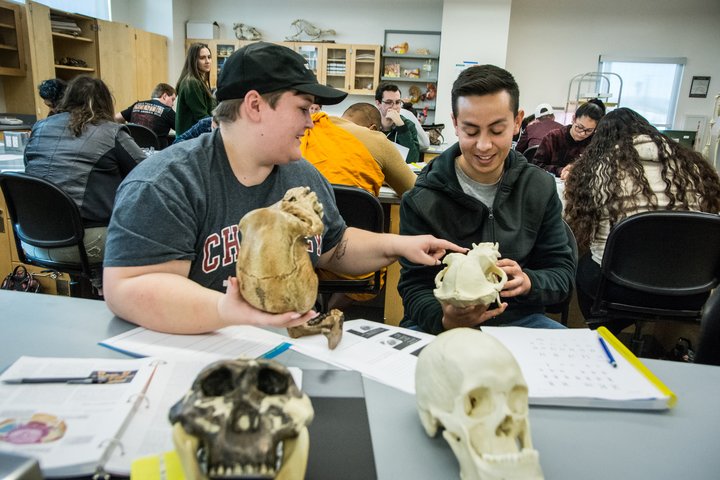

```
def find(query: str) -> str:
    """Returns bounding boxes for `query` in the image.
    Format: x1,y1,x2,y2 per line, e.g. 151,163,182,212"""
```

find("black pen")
2,376,109,384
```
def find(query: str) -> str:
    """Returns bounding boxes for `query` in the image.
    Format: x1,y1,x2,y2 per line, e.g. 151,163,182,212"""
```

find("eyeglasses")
381,99,404,107
573,123,595,135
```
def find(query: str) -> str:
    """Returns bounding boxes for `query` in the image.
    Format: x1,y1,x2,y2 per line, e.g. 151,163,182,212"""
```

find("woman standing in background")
175,43,215,135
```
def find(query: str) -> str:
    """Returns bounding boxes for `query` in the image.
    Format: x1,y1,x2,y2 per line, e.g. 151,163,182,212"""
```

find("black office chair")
522,145,539,163
586,211,720,355
695,288,720,366
126,123,160,149
317,184,385,299
0,172,102,298
545,221,578,326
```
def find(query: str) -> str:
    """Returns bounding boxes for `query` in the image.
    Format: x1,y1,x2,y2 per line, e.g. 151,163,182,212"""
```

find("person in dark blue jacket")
399,64,575,334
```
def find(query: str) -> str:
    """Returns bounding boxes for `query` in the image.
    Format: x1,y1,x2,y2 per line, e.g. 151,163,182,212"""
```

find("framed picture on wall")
689,76,710,98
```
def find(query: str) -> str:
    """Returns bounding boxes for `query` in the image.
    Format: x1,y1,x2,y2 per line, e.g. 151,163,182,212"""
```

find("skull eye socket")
258,367,289,395
200,366,234,396
465,387,493,417
508,385,529,414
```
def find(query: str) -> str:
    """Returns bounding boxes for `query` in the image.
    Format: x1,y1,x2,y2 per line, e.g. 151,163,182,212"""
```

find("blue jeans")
498,313,566,329
402,313,566,331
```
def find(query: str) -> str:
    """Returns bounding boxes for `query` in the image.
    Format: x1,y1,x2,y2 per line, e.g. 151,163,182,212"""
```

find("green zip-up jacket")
385,117,420,164
398,143,575,334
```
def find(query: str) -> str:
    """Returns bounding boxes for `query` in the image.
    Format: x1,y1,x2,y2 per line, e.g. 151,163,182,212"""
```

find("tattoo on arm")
333,238,348,261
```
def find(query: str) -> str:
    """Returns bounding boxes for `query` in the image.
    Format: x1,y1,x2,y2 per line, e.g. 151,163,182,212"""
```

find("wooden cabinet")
190,39,381,97
13,1,168,120
0,0,26,77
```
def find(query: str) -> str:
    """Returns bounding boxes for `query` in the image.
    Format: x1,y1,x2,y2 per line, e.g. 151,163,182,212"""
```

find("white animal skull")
415,328,543,480
169,358,314,480
434,242,507,308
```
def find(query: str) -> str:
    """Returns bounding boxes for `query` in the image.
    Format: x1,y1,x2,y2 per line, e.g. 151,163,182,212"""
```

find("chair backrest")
0,172,94,276
545,220,578,325
696,289,720,366
523,145,539,163
601,211,720,295
318,184,384,294
591,210,720,325
126,123,160,149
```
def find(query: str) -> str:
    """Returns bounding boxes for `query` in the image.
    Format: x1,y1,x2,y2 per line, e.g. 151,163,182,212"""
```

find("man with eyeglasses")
532,99,605,178
374,83,421,163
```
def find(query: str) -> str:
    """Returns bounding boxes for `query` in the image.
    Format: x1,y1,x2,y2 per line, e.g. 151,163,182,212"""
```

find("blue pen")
597,334,617,368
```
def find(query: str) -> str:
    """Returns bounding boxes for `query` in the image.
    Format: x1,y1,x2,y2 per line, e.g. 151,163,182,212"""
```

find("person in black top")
115,83,176,149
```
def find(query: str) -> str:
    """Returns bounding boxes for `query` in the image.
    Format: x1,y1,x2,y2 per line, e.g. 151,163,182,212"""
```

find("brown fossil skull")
287,309,344,349
236,187,324,313
169,358,314,480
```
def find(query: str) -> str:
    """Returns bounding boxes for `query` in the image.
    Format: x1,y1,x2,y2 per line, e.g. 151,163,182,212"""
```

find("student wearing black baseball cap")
102,42,464,335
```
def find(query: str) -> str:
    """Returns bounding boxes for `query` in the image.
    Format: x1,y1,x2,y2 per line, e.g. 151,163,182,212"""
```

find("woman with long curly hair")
24,75,146,293
565,107,720,325
175,42,215,135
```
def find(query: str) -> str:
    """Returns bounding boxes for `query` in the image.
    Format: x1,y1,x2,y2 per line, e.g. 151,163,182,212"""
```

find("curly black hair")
38,78,67,108
565,107,720,251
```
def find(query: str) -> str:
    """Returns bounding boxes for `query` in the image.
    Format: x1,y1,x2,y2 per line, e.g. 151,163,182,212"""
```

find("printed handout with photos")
288,319,435,394
0,356,160,477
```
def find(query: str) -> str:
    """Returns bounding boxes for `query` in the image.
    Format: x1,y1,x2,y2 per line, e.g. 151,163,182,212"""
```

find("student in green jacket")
175,43,216,135
398,65,575,334
375,83,420,163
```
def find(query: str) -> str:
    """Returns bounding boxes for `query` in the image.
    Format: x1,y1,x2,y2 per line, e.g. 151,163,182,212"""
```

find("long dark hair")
176,43,212,98
57,75,115,137
565,107,720,250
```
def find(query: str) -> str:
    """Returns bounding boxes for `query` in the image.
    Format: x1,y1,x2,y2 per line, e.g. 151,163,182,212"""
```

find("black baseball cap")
215,42,348,105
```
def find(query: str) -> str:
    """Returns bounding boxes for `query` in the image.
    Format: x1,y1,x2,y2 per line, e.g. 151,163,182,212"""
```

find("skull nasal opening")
258,367,289,395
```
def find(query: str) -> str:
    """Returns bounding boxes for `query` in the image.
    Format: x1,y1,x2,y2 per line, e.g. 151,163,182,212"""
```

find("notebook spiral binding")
92,359,167,479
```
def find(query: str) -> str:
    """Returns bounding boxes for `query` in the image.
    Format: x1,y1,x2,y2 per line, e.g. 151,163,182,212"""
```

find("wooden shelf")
0,43,17,50
52,32,93,43
0,22,13,29
383,52,439,60
381,76,437,83
55,65,95,72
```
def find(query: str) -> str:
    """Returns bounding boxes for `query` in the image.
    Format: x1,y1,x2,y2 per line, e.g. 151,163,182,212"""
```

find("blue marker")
597,334,617,368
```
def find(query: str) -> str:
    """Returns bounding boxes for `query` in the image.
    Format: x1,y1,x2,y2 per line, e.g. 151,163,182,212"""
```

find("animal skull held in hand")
415,328,544,480
169,358,314,480
434,242,507,308
236,187,324,313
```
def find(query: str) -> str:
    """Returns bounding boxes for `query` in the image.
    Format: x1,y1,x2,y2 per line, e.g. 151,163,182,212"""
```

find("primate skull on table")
415,328,543,480
433,242,507,308
169,358,314,480
236,187,324,313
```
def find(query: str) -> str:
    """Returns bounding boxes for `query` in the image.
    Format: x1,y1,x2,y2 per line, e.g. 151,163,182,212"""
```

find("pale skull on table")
434,242,507,308
415,328,544,480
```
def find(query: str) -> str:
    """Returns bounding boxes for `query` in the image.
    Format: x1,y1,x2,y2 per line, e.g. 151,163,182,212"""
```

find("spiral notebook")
0,356,163,478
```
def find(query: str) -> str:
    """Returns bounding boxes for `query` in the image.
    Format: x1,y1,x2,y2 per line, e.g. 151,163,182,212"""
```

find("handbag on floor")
1,265,41,293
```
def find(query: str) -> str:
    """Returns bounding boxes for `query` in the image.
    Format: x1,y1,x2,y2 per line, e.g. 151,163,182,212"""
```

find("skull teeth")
207,463,277,478
481,449,540,464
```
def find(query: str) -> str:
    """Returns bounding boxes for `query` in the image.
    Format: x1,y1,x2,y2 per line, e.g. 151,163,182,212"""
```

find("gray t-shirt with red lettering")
104,129,346,292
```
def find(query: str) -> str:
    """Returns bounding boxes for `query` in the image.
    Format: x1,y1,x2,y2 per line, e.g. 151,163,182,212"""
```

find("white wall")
507,0,720,140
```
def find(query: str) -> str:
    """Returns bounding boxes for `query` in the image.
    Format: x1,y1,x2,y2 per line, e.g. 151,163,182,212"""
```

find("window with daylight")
599,56,686,129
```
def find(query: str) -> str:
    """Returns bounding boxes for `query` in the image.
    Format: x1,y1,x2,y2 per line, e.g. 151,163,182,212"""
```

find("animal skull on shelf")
415,328,543,480
169,358,314,480
434,242,507,308
236,187,324,313
287,309,344,349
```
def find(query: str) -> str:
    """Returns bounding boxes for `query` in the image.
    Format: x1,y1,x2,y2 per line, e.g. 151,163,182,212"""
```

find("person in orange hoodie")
301,102,417,309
